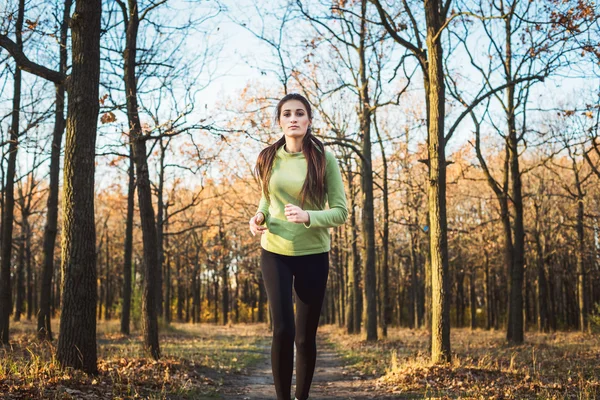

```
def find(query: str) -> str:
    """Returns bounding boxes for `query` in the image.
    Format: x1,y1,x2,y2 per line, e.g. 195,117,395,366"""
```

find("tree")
446,0,598,343
38,0,72,341
0,0,24,345
371,0,452,362
55,0,103,373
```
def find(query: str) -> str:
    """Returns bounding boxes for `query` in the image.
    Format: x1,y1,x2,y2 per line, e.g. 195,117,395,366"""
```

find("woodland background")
0,0,600,398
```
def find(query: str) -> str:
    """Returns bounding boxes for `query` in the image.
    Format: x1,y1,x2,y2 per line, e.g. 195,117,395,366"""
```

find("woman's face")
279,99,311,140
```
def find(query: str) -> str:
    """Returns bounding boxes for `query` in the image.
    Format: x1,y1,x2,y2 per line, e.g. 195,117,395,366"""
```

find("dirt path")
217,332,401,400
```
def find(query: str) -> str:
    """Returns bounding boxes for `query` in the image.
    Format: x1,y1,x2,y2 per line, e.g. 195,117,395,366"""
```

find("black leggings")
260,248,329,400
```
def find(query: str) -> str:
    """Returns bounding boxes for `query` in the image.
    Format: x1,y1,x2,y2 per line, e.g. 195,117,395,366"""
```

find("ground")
1,320,599,399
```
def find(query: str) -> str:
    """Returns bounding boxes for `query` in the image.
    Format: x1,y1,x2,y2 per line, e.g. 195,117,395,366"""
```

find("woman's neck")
284,138,303,153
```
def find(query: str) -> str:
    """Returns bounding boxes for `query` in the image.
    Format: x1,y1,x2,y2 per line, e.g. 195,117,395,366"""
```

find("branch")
323,140,366,163
445,75,545,142
140,0,168,21
0,34,67,84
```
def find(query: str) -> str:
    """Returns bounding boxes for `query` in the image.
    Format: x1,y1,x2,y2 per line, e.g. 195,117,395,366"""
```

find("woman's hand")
284,204,310,224
249,212,267,236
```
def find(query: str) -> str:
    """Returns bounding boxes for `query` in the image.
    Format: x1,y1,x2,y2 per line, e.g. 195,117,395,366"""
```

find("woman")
248,93,348,400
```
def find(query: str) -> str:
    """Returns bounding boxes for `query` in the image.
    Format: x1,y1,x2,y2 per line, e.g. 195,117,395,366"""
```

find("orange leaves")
100,112,116,124
548,0,597,33
25,19,38,30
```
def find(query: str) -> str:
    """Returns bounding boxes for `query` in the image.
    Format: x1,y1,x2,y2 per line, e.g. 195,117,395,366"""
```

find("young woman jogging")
248,93,348,400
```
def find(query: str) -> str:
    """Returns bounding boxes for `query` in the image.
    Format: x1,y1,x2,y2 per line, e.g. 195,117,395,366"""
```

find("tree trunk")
104,231,111,320
157,139,166,319
576,195,587,331
220,222,229,325
165,256,171,323
14,237,25,322
56,0,102,374
345,163,361,334
38,0,71,343
470,268,476,330
0,0,24,344
504,11,526,345
123,0,160,359
26,222,32,320
484,251,491,330
425,0,451,363
375,118,390,336
177,255,184,321
358,0,377,341
121,143,135,335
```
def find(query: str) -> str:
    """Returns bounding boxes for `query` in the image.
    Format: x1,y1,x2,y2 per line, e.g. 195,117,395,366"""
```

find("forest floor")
1,320,599,399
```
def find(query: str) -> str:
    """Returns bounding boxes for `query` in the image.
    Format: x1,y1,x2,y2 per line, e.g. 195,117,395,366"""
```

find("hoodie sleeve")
304,151,348,228
256,188,270,223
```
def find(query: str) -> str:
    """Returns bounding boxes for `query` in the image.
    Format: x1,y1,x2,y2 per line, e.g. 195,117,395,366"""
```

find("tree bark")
0,0,24,344
121,143,135,335
56,0,102,374
220,219,229,325
425,0,451,363
38,0,71,342
157,139,166,319
122,0,160,358
358,0,377,341
14,237,25,322
375,117,390,336
104,231,111,320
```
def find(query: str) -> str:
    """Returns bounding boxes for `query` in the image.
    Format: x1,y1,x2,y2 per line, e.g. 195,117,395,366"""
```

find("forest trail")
218,331,402,400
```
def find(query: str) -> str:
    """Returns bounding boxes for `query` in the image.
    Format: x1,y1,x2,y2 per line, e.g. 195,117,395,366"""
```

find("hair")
254,93,327,209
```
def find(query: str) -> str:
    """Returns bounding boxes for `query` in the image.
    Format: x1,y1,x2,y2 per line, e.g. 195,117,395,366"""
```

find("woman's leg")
260,249,295,400
292,252,329,400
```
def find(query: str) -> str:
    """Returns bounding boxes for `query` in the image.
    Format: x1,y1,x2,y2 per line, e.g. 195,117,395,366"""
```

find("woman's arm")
256,189,270,224
304,151,348,228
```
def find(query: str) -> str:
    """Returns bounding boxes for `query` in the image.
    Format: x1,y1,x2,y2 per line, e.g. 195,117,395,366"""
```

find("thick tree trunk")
56,0,102,374
504,10,525,345
506,99,525,344
121,144,135,335
425,0,451,363
38,0,71,343
0,0,24,344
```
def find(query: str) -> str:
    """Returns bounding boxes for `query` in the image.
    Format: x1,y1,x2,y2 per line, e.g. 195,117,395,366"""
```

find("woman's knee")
273,324,295,343
294,335,316,353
